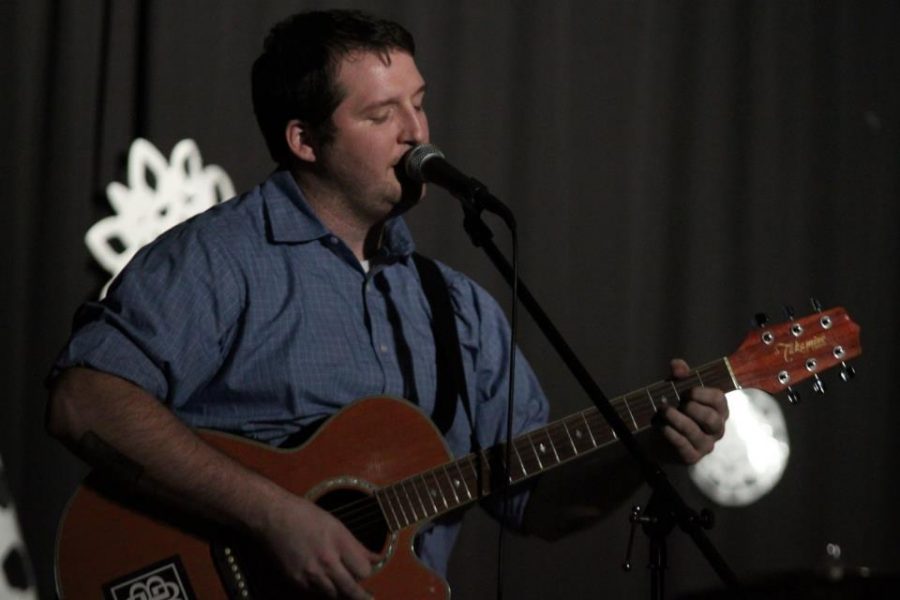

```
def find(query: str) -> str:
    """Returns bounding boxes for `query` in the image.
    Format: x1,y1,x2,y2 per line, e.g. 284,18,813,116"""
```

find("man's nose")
400,106,427,145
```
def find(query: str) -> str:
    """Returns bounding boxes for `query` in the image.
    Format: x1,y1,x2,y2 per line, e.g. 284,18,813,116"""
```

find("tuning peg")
841,362,856,382
754,312,769,328
812,374,826,395
783,304,796,320
810,297,824,312
787,386,801,404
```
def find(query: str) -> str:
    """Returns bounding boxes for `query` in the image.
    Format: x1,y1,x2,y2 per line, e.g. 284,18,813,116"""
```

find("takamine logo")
103,557,196,600
776,334,828,362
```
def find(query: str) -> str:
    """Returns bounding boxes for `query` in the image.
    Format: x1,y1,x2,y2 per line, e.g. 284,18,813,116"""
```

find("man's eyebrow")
362,84,427,111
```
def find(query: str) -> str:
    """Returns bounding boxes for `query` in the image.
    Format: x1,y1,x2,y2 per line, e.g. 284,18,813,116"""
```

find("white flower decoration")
0,456,37,599
86,138,235,296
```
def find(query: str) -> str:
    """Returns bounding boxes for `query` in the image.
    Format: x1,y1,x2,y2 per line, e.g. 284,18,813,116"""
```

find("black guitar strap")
412,253,476,445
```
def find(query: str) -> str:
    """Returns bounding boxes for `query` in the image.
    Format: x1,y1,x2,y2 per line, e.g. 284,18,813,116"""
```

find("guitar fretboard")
374,359,737,532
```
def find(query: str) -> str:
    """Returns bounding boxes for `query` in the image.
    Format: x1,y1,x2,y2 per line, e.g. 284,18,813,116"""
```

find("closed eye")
369,110,392,124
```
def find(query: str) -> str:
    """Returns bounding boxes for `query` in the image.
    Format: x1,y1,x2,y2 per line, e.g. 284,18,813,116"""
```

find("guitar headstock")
727,306,861,398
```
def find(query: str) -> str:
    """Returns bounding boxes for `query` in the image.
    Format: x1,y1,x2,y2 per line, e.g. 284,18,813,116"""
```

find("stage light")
689,388,790,506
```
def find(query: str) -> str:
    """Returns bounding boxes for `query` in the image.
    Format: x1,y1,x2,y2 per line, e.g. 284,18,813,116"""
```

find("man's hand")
47,368,379,600
657,358,729,464
259,493,380,599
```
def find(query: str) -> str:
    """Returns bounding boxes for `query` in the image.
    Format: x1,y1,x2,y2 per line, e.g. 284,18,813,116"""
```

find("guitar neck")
374,358,737,532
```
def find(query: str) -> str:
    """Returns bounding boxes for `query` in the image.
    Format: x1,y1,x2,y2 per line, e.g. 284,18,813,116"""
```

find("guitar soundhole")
212,488,390,598
316,487,389,554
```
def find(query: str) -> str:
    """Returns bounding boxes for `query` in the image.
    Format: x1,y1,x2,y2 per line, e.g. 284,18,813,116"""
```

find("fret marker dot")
575,430,583,439
538,443,547,454
453,479,461,488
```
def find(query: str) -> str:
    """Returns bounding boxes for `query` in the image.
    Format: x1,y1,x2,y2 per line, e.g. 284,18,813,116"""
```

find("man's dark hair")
251,9,415,164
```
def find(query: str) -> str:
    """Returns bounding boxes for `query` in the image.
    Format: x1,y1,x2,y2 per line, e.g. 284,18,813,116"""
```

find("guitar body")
56,396,454,599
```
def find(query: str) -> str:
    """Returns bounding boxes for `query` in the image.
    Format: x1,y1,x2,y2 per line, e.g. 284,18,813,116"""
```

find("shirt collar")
263,170,329,243
380,216,415,258
262,169,416,259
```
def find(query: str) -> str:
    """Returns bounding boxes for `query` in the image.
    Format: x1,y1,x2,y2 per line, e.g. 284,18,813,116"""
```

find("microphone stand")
454,194,744,599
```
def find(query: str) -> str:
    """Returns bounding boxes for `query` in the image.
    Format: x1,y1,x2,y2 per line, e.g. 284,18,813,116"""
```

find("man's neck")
291,168,384,262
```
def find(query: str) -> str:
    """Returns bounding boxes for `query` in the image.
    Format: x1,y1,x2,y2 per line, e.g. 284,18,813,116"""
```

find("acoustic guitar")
55,306,860,599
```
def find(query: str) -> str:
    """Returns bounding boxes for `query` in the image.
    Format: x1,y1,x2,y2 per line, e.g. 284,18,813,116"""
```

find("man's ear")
285,119,317,163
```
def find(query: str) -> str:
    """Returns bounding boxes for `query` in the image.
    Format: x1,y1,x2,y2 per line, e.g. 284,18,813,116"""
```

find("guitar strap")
412,253,477,447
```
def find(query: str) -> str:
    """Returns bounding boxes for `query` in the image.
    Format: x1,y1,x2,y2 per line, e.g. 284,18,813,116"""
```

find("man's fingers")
330,564,372,600
661,423,703,464
307,569,339,599
690,386,729,412
670,358,690,379
660,357,730,464
662,407,714,459
341,541,375,581
682,399,726,437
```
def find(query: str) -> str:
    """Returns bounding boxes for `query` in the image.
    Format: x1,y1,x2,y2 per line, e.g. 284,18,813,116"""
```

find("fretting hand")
656,358,729,464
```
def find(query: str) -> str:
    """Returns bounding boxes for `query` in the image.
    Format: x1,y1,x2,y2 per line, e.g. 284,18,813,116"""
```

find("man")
47,10,727,599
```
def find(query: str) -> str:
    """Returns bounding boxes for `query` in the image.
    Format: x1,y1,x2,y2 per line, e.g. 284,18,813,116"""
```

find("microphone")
402,144,515,227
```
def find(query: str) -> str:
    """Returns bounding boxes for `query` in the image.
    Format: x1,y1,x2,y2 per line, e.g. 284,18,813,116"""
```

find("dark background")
2,1,898,598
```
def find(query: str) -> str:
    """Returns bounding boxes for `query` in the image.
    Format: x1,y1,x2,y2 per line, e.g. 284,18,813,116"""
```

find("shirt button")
328,235,338,245
379,344,388,353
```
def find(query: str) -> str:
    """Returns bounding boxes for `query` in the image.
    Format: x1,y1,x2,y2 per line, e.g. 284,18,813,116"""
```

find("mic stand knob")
695,508,715,530
622,505,647,572
622,493,688,600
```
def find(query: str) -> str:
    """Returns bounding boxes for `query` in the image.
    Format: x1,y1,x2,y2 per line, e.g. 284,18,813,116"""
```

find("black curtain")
2,1,898,598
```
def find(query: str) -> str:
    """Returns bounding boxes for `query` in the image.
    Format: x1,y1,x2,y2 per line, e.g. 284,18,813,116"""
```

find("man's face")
316,50,429,223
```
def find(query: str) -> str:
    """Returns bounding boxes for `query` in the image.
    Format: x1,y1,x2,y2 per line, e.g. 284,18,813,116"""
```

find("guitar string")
311,360,806,538
324,362,735,534
331,370,737,536
323,356,823,538
327,352,846,535
333,397,737,538
325,363,735,530
310,319,849,531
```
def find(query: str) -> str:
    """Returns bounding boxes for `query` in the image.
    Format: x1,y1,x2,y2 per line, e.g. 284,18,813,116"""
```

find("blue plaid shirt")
55,169,549,577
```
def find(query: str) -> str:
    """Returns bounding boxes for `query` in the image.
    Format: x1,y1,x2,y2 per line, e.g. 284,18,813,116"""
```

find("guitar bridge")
211,542,252,599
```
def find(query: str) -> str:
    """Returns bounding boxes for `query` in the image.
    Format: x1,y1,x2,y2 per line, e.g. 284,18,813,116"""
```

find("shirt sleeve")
444,268,550,529
51,221,244,405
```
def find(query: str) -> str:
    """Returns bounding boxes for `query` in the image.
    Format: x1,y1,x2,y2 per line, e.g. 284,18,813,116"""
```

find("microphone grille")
403,144,444,183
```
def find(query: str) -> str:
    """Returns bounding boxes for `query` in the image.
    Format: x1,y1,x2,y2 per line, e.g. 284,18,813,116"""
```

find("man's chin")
389,180,425,217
